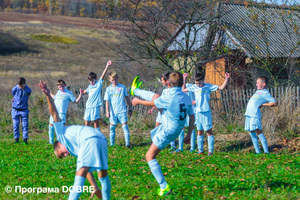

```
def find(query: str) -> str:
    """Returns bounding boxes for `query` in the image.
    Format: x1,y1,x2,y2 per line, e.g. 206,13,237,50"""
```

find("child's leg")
12,111,20,140
257,130,269,154
207,129,214,154
49,124,55,144
109,124,116,146
133,88,156,101
169,141,175,149
69,167,89,200
190,129,196,151
98,170,111,200
176,129,185,151
122,123,130,146
21,112,29,140
93,119,101,132
146,144,167,189
249,131,260,154
197,130,204,153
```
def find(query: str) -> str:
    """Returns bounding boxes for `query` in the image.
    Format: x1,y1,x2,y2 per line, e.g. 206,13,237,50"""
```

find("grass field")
0,133,299,200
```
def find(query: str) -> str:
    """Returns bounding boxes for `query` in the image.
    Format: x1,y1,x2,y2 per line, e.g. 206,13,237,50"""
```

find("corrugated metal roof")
165,3,300,58
219,3,300,58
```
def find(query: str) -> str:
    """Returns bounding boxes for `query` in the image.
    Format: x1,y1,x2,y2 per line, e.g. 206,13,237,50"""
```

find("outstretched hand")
90,188,102,199
225,72,230,80
132,97,140,106
107,60,112,66
79,89,84,94
39,81,50,96
183,73,189,79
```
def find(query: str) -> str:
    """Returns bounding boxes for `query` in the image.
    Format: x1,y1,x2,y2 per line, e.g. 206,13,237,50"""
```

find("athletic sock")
148,159,167,189
68,175,86,200
207,135,215,153
134,88,155,101
122,124,130,146
48,125,54,144
197,135,204,152
190,129,196,151
170,141,175,149
178,129,185,150
109,125,116,146
250,132,260,153
258,133,269,154
99,175,111,200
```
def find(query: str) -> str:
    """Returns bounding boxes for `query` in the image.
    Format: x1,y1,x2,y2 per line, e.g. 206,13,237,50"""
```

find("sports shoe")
24,139,28,145
129,76,143,96
173,149,182,153
125,144,131,149
197,151,204,155
189,149,195,153
208,152,213,156
14,138,19,144
168,147,176,151
157,184,171,196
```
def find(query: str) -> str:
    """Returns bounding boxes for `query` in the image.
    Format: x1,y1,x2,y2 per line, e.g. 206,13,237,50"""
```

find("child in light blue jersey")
39,81,110,200
11,77,31,144
83,60,112,132
245,76,277,154
183,72,230,156
104,72,133,148
48,80,83,145
131,72,195,196
173,73,197,153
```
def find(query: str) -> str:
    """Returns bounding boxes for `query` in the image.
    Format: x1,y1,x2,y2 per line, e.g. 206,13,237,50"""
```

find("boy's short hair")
88,72,97,81
108,71,118,79
257,76,269,85
162,72,170,81
168,72,183,87
17,77,26,85
53,141,62,159
57,79,66,86
194,73,205,82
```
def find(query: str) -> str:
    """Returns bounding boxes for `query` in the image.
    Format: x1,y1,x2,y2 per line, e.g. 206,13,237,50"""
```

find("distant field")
0,12,152,92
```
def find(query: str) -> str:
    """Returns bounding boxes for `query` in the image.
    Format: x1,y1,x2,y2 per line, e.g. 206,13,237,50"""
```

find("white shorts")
244,116,262,131
76,136,108,172
49,113,66,124
110,112,128,125
196,111,212,131
150,125,182,150
84,106,100,121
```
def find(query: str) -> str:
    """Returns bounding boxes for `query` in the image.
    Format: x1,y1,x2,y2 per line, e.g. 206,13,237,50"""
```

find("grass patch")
31,34,79,44
0,134,299,199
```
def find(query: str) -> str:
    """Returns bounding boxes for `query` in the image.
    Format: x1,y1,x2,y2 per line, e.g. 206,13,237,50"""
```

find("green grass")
0,134,299,200
31,34,79,44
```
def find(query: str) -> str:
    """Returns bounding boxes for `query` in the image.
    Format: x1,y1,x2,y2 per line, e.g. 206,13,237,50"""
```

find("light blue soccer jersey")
85,79,104,108
54,122,106,157
154,87,194,131
54,88,76,114
245,89,276,119
157,88,169,124
104,83,128,114
187,83,218,112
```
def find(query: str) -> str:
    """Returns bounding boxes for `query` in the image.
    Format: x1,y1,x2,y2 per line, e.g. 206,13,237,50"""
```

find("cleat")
157,184,171,196
125,144,131,149
24,139,28,145
189,149,195,153
208,152,213,156
197,151,204,155
130,76,143,96
168,147,176,151
173,149,182,153
14,138,19,144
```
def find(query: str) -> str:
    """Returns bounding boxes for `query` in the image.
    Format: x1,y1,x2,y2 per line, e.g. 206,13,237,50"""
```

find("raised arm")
182,73,189,91
218,72,230,90
75,89,84,104
100,60,112,80
39,81,61,123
